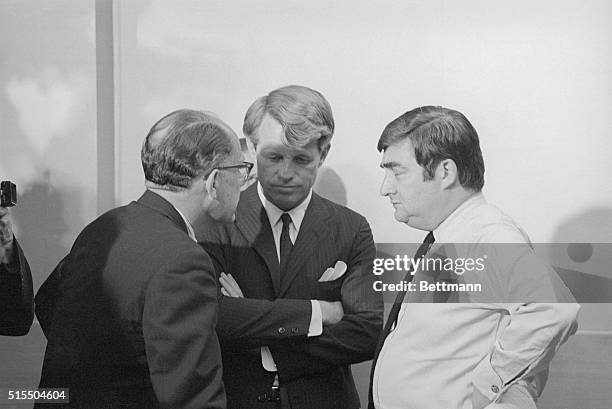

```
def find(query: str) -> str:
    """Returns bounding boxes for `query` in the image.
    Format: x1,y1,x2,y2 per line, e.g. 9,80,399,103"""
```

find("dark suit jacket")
36,191,225,409
200,184,383,409
0,239,34,336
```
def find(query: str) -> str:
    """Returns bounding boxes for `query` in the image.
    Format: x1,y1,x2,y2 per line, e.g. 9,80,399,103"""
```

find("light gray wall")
114,0,612,244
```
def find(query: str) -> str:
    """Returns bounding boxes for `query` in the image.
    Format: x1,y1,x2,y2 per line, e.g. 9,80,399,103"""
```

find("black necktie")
279,213,293,274
367,231,435,409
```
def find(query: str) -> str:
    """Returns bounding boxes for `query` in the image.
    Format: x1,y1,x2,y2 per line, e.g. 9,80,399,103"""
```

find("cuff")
308,300,323,337
473,355,504,402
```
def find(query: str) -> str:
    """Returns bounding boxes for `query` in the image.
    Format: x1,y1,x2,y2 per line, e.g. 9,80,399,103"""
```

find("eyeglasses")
216,161,254,186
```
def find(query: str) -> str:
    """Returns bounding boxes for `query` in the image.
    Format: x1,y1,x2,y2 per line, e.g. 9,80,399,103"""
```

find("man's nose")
380,173,395,197
277,159,294,181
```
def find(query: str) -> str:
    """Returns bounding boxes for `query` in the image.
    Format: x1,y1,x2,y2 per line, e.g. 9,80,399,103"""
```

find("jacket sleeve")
0,239,34,336
142,248,225,409
202,236,313,346
35,255,70,337
271,217,384,381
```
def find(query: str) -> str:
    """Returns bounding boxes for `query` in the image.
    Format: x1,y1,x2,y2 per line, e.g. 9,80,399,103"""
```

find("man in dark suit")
36,109,252,408
0,206,34,336
200,85,383,409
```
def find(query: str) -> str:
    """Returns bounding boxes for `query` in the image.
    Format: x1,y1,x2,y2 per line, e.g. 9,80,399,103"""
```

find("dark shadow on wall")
547,207,612,334
11,173,78,290
547,207,612,305
314,167,347,206
537,207,612,409
550,206,612,261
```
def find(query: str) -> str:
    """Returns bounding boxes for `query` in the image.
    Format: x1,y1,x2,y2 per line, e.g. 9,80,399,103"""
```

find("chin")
270,196,300,211
393,211,410,224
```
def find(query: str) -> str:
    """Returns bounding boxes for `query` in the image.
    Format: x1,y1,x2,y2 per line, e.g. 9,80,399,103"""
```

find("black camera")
1,181,17,207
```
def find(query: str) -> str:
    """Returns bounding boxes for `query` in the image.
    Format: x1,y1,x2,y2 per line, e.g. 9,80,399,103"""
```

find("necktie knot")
280,213,292,228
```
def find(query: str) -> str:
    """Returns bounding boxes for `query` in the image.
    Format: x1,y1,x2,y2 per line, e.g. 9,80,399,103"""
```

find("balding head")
141,109,237,190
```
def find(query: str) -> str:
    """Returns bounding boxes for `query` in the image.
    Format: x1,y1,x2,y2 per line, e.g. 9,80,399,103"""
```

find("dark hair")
377,106,485,191
141,109,234,189
243,85,334,151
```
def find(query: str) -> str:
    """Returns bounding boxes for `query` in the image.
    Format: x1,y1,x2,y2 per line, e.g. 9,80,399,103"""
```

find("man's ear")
318,144,331,167
438,159,459,189
205,169,219,200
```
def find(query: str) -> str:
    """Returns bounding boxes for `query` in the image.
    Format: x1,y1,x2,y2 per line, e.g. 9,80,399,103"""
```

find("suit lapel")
234,185,282,295
279,193,331,297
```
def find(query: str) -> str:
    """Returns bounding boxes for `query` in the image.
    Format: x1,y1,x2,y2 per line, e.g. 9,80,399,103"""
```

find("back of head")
378,106,485,191
141,109,235,190
243,85,335,151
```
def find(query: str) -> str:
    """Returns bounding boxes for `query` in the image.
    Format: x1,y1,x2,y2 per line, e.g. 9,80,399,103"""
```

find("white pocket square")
318,261,348,282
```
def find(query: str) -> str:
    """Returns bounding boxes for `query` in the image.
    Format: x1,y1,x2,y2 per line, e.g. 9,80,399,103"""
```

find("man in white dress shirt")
370,106,579,409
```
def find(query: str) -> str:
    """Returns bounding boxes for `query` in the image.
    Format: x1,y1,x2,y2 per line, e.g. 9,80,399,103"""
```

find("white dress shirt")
257,183,323,371
174,206,197,242
372,193,579,409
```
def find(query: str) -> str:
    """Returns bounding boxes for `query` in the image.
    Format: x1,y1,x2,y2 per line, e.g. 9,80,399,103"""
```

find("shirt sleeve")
308,300,323,336
472,302,579,401
470,241,580,402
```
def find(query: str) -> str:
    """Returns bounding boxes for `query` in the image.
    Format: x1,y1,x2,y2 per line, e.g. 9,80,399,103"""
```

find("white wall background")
115,0,612,251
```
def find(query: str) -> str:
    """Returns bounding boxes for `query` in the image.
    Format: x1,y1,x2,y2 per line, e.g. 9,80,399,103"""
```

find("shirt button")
278,327,286,334
491,385,500,393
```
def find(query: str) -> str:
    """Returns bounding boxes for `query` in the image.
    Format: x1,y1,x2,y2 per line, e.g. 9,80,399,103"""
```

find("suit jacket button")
291,327,299,334
491,385,500,393
278,327,286,334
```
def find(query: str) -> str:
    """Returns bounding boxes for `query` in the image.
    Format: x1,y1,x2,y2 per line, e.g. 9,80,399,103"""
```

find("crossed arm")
209,219,384,381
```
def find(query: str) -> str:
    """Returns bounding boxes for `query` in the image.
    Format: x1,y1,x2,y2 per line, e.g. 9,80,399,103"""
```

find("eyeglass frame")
215,161,254,185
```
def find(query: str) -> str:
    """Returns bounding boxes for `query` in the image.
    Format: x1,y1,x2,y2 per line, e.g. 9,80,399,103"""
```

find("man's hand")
220,272,244,298
319,301,344,326
0,207,15,265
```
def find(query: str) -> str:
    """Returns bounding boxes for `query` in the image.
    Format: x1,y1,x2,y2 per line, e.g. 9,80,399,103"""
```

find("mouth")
271,185,300,191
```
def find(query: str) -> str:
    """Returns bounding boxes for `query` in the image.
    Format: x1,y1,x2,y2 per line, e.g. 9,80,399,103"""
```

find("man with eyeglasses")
35,109,248,409
200,85,384,409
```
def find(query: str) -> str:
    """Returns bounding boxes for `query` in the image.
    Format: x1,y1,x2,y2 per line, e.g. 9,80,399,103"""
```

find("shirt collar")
257,182,312,230
433,192,486,243
173,206,197,242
